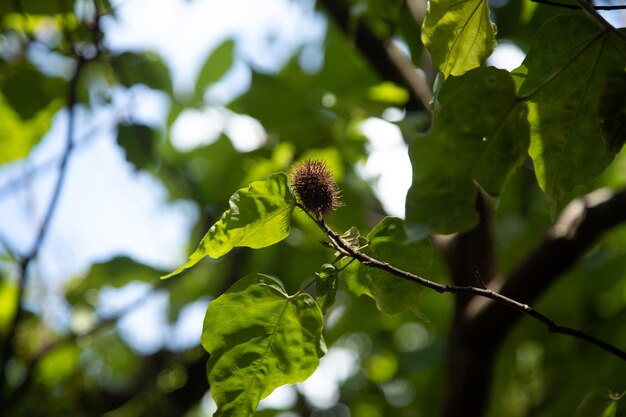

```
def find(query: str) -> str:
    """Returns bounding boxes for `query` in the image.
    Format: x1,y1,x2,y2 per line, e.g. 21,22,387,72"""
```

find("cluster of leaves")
2,0,626,416
162,171,434,416
159,0,626,416
410,8,626,233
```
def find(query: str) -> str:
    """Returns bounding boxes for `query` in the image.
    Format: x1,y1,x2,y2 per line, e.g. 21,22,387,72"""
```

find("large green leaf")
575,388,623,417
202,273,325,417
162,173,296,279
515,15,626,212
194,39,235,103
422,0,497,77
345,217,432,316
405,67,529,237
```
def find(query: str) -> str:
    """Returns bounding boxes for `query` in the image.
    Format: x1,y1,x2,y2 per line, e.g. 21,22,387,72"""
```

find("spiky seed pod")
290,160,342,215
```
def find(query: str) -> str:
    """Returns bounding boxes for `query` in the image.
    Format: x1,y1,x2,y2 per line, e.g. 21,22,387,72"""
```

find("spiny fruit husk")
290,160,342,215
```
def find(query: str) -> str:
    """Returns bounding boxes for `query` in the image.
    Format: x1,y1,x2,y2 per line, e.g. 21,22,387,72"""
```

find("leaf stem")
532,0,626,10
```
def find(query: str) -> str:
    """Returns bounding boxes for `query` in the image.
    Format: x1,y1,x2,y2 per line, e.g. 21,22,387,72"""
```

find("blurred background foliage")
0,0,625,416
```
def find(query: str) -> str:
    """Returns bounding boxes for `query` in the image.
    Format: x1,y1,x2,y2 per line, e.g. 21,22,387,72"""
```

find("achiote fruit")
290,160,342,216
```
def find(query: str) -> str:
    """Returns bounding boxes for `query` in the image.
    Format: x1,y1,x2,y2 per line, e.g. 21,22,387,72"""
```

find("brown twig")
574,0,626,42
532,0,626,10
471,187,626,344
309,210,626,362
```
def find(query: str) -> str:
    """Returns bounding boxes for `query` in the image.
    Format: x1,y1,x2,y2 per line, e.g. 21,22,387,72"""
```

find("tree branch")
437,186,626,417
574,0,626,43
317,0,433,119
439,191,496,417
0,0,103,401
0,57,85,401
471,187,626,344
532,0,626,10
307,207,626,362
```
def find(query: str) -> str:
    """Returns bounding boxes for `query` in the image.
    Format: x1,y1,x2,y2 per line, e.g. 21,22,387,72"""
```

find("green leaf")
162,173,296,279
116,123,157,170
340,227,361,251
0,94,62,164
0,280,18,332
229,26,381,149
515,15,626,212
315,264,338,313
575,388,623,417
366,81,409,105
194,39,235,103
422,0,497,77
110,51,173,94
597,71,626,154
0,0,71,16
202,273,325,417
406,67,529,237
65,257,162,306
37,345,79,386
345,217,432,316
1,65,66,120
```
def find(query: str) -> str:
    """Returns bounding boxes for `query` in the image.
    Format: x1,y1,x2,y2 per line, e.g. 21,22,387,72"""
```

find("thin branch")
312,212,626,362
532,0,626,10
0,56,85,401
471,187,626,343
0,1,101,397
574,0,626,43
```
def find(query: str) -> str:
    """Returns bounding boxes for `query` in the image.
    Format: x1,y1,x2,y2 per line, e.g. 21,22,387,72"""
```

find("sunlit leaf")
575,388,623,417
367,81,409,105
37,345,79,386
202,273,325,417
0,95,62,164
162,173,296,279
515,15,626,212
406,67,529,237
0,280,18,332
345,217,432,316
422,0,496,77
